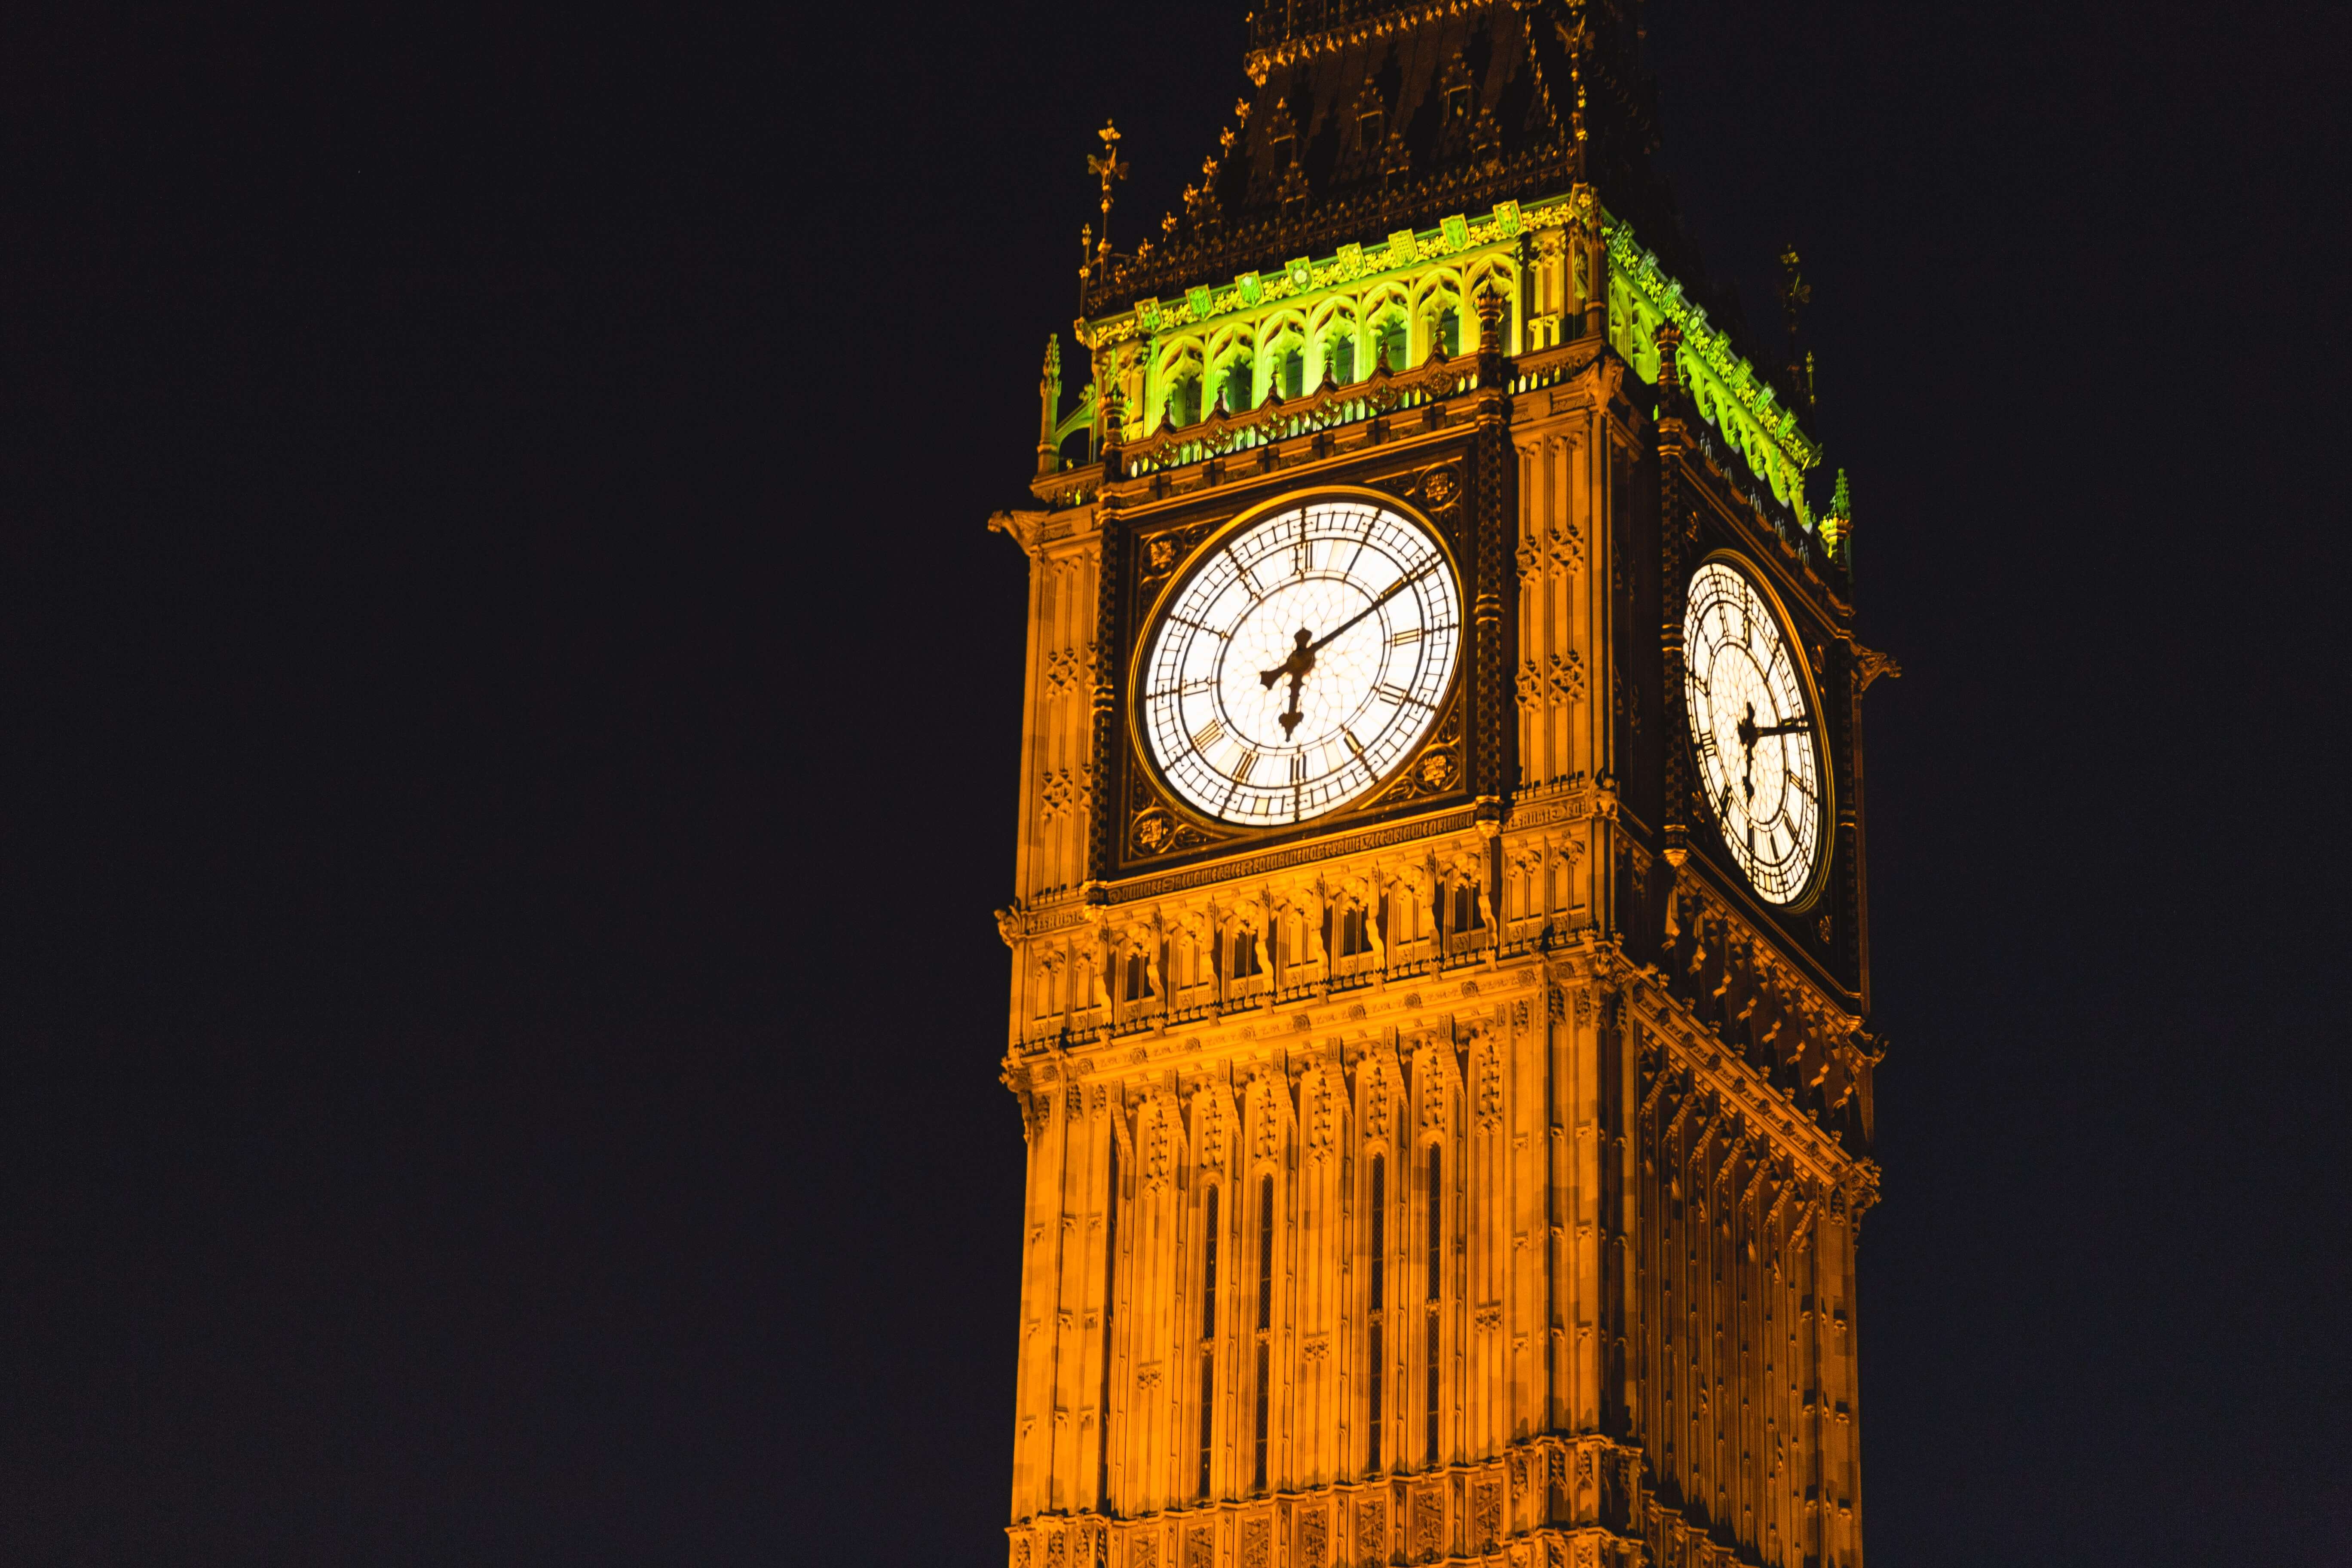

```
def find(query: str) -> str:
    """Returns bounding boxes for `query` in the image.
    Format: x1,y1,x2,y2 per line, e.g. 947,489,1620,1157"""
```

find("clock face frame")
1132,491,1464,830
1682,555,1828,906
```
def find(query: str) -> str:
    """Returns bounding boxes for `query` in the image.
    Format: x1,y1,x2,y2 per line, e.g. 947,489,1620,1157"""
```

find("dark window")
1100,1141,1118,1506
1367,1154,1386,1472
1168,374,1200,428
1125,950,1151,1001
1280,347,1304,399
1378,318,1407,374
1254,1175,1275,1491
1452,883,1483,932
1339,904,1371,958
1200,1184,1219,1499
1426,1144,1443,1462
1228,926,1262,980
1223,361,1253,415
1332,335,1356,385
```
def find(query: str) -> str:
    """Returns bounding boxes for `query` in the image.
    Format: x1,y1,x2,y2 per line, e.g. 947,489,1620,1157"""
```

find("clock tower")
990,8,1894,1568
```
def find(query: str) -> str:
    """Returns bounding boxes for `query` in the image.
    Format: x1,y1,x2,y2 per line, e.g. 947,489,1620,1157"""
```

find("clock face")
1139,497,1462,827
1683,559,1824,904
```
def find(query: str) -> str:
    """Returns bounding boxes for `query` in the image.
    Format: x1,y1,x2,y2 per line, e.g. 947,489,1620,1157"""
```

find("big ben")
990,6,1892,1568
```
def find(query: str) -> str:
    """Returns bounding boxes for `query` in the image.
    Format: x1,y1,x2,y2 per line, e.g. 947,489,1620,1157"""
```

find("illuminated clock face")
1139,498,1462,827
1683,559,1824,904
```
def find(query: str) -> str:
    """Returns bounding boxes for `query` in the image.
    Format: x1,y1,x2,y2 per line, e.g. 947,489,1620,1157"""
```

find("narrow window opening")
1367,1154,1386,1473
1222,360,1252,415
1426,1144,1443,1464
1228,925,1262,981
1124,950,1151,1001
1378,317,1407,374
1280,347,1305,399
1199,1185,1219,1500
1339,904,1371,958
1332,335,1356,385
1168,374,1200,429
1100,1141,1118,1507
1254,1174,1275,1492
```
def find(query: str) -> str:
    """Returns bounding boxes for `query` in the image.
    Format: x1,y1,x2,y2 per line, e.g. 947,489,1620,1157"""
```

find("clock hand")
1734,702,1810,750
1304,560,1437,658
1254,560,1439,738
1260,628,1314,738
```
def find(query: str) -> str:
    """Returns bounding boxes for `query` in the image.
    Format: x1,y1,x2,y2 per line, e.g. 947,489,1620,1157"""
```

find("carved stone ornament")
1356,1499,1386,1568
1421,465,1461,509
1243,1519,1270,1568
1411,1486,1444,1559
1188,1528,1215,1568
1044,643,1098,695
1133,1538,1158,1568
1133,807,1178,855
1515,651,1586,708
1472,1483,1501,1550
1301,1508,1329,1568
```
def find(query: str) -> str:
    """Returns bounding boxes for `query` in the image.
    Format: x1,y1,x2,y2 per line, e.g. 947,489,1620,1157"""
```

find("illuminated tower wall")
992,9,1889,1568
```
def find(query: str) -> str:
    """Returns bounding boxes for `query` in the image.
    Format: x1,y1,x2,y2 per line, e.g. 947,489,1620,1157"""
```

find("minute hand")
1307,561,1435,656
1748,717,1811,737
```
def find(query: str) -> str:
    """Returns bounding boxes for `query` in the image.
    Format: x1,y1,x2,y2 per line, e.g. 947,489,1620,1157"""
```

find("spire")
1778,243,1814,414
1037,336,1063,476
1087,121,1127,260
1819,468,1853,562
1084,0,1670,319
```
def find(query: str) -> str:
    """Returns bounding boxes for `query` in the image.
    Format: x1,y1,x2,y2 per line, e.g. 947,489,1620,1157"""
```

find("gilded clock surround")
1127,482,1473,849
990,10,1893,1568
1681,551,1832,913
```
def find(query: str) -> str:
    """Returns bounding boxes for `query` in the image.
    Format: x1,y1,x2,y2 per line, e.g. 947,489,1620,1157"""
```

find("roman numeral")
1235,750,1261,783
1191,718,1224,752
1388,626,1422,646
1374,683,1411,706
1341,728,1367,760
1289,753,1306,783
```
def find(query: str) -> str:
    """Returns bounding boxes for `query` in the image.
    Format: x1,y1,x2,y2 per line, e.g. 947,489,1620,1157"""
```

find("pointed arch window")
1425,1142,1443,1463
1366,1152,1386,1473
1167,372,1200,429
1253,1173,1275,1492
1199,1183,1220,1500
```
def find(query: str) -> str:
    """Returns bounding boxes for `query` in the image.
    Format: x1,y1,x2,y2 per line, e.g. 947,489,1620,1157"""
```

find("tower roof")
1082,0,1695,323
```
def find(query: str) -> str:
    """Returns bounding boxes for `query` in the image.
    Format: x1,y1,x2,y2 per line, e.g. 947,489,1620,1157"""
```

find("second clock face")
1683,558,1824,904
1139,497,1462,827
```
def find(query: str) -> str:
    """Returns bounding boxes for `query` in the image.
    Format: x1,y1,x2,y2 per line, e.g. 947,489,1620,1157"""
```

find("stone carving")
1472,1482,1501,1550
1133,1537,1158,1568
1300,1508,1328,1568
1411,1487,1443,1560
1043,642,1098,695
1188,1526,1215,1568
1040,765,1093,822
1515,651,1586,708
1242,1518,1270,1568
1356,1499,1386,1568
1048,1529,1069,1568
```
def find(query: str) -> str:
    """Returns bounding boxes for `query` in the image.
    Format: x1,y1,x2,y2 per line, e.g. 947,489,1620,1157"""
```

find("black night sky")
5,3,2346,1563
